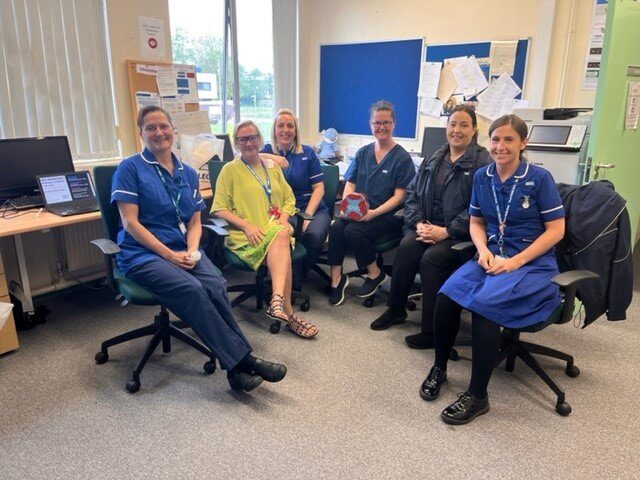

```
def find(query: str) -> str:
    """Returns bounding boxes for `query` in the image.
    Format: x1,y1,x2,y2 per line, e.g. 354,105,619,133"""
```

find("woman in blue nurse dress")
418,114,566,425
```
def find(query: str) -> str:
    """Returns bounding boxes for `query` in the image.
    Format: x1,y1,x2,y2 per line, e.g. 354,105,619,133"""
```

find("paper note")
171,111,212,157
625,81,640,130
489,41,518,77
582,0,608,90
476,73,523,120
136,64,158,76
156,65,178,96
161,95,185,117
135,91,161,113
419,97,443,118
418,61,442,99
436,63,458,102
173,64,199,103
139,16,165,61
452,56,489,99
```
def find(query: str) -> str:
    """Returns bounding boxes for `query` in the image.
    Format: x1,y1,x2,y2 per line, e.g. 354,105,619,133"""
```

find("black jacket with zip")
403,142,490,239
556,180,633,326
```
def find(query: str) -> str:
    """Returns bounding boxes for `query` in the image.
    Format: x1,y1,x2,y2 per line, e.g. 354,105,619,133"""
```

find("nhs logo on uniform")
525,181,535,186
382,169,388,174
302,156,308,161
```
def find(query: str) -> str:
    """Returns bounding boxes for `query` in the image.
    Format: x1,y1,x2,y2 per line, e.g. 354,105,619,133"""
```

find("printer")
513,108,592,185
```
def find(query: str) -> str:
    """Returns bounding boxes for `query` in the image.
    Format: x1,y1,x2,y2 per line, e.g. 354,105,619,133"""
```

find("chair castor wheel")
300,301,310,312
126,379,140,394
203,360,216,374
565,364,580,378
363,298,374,308
406,301,417,311
270,321,281,334
449,348,460,361
95,351,108,364
556,401,572,416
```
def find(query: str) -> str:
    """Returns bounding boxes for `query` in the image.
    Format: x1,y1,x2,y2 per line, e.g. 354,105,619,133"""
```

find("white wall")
298,0,597,152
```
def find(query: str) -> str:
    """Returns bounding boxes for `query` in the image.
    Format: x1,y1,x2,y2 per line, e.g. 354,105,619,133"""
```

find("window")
0,0,118,160
197,82,212,91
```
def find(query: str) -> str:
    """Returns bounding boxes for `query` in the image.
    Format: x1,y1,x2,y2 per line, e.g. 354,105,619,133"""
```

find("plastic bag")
180,134,226,189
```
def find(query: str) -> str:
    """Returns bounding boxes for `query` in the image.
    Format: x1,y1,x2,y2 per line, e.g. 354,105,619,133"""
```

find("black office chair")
91,166,216,393
206,160,311,334
449,240,598,416
310,162,340,285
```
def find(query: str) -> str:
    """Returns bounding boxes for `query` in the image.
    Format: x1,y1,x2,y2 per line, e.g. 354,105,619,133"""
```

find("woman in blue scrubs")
419,114,565,425
111,105,287,393
261,108,330,289
327,100,416,306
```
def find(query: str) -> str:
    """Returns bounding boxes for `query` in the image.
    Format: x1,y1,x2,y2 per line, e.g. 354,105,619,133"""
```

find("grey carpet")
1,264,639,480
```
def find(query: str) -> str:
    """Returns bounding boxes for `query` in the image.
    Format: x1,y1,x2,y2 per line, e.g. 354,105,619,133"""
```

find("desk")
0,187,213,316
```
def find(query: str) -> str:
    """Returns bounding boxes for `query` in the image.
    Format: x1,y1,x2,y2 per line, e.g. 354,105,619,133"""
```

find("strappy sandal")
267,294,289,322
287,313,319,339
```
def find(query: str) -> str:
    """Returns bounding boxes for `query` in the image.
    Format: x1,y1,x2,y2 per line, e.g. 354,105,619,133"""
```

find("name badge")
522,195,530,209
179,221,187,236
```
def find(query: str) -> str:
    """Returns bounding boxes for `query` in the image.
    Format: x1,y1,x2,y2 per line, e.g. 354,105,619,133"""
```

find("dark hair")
488,114,528,140
369,100,395,122
448,104,478,141
137,105,172,130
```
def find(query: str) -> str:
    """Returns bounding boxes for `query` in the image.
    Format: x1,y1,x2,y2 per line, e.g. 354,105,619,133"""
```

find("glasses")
370,120,393,128
236,135,260,145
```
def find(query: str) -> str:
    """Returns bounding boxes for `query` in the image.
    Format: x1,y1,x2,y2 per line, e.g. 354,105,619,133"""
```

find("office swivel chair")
449,240,598,416
91,166,216,393
206,160,311,334
310,162,340,285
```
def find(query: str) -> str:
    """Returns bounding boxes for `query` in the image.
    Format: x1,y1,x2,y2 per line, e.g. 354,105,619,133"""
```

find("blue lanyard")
491,177,519,257
152,163,185,227
241,157,272,204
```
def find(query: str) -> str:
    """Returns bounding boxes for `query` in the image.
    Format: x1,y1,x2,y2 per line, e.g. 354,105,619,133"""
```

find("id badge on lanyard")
153,164,187,237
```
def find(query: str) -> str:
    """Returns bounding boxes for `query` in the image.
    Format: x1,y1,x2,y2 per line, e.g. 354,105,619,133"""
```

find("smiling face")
369,109,395,143
274,113,297,151
490,124,527,168
235,124,262,159
140,111,174,156
446,110,476,151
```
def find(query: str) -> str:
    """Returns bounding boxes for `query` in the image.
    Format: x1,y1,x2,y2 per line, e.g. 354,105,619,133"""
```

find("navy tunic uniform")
111,149,252,371
328,143,416,269
440,161,565,328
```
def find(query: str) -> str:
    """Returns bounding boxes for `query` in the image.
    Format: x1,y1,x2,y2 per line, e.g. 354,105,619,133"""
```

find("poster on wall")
581,0,608,90
139,16,166,61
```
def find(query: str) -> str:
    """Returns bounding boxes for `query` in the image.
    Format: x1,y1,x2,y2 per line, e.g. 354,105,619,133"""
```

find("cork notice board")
126,59,200,150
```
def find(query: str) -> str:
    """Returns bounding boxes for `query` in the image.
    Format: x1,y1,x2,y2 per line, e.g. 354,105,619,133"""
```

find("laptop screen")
39,171,96,205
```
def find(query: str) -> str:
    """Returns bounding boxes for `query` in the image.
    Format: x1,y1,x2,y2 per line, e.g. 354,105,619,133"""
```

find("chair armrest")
452,241,475,253
551,270,599,288
90,239,121,255
202,224,230,237
295,211,313,221
206,217,229,228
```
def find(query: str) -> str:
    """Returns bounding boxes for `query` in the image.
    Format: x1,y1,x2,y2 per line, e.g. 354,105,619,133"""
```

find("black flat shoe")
441,392,490,425
227,371,264,392
419,365,447,401
247,357,287,383
405,332,435,349
370,308,407,330
329,275,349,306
356,271,386,298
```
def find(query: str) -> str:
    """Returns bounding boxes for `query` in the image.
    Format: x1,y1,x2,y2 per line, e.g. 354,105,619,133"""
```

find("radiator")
61,220,104,272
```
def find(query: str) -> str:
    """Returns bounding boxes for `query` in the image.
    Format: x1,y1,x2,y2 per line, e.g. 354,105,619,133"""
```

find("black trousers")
433,293,501,398
327,213,403,270
386,231,462,335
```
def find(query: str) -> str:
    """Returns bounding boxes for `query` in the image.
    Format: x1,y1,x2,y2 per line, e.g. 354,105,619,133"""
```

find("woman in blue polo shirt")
111,105,286,393
419,114,566,425
327,100,416,306
261,108,330,288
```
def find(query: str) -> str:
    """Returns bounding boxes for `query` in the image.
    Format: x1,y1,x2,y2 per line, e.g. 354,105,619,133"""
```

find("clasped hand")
167,250,197,270
477,250,522,275
416,222,448,244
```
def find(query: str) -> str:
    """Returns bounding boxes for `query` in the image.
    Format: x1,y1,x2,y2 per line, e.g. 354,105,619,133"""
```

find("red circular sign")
148,37,157,49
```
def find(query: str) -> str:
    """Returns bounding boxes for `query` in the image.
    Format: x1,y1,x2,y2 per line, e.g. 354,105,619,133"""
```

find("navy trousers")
126,253,252,371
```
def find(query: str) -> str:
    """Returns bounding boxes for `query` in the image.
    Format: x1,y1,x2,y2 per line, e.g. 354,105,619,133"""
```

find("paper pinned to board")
489,40,518,77
136,64,159,76
419,97,443,118
476,73,524,121
436,63,458,102
161,95,185,118
135,91,161,113
417,61,442,99
173,64,199,103
452,55,489,99
156,65,178,96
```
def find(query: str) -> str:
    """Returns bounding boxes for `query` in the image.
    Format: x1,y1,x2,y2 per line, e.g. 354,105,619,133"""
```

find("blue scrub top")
261,143,328,213
345,143,415,209
111,148,205,275
469,160,564,257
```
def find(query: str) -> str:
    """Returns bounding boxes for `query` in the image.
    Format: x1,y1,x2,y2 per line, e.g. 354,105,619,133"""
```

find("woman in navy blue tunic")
261,108,330,288
419,115,566,425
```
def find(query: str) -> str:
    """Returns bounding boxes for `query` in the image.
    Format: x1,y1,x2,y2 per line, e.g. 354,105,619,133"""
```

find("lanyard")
152,163,186,228
491,177,519,258
241,157,272,204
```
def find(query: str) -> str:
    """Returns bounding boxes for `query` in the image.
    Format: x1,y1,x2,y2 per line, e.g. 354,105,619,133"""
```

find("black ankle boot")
441,391,490,425
419,365,447,401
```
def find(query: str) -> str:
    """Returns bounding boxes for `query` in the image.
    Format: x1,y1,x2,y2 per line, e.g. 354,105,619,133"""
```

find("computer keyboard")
8,194,44,210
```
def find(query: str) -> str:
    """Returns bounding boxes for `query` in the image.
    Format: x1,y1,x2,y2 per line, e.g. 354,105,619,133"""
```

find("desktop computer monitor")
214,134,235,162
420,127,448,160
0,136,75,200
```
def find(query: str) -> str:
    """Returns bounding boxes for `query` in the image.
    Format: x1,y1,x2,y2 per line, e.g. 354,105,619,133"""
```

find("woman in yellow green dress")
212,120,319,339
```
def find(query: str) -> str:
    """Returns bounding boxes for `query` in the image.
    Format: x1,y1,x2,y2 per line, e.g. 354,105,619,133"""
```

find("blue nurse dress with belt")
440,161,565,328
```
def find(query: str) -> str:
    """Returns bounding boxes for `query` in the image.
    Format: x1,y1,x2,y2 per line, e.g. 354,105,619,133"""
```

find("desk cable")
0,200,40,219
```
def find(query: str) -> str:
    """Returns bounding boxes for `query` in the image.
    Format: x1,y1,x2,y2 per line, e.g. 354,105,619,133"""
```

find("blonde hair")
232,120,264,149
271,108,303,155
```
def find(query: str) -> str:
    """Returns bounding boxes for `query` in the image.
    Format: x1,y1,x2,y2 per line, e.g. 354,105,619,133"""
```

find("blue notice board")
425,39,530,99
319,39,423,138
